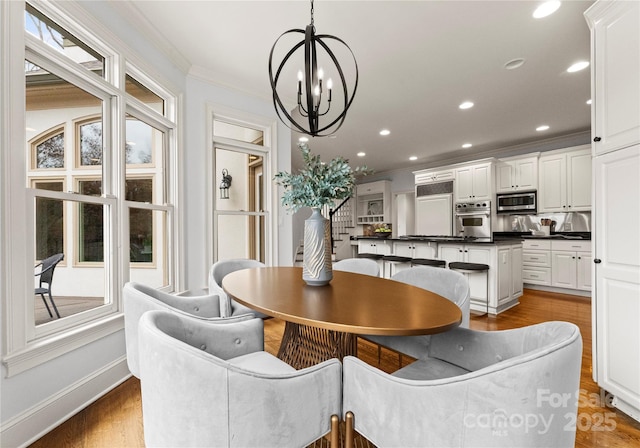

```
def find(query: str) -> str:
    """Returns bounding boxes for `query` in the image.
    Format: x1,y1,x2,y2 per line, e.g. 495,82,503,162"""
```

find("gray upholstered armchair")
342,321,583,448
208,258,269,318
333,258,380,277
138,310,342,448
363,265,470,360
123,281,254,378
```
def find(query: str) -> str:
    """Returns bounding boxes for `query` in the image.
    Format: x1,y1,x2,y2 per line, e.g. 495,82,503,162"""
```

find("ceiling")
113,0,594,174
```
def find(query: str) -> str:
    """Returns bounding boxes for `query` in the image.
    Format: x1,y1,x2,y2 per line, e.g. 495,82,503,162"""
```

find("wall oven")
455,201,491,241
496,191,537,214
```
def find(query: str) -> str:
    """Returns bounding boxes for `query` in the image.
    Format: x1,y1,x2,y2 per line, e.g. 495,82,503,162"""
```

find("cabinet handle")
594,136,602,142
572,256,576,259
530,257,539,260
578,256,581,260
594,259,602,264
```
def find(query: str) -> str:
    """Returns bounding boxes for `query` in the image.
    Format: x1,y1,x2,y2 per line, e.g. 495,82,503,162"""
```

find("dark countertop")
493,231,591,241
354,236,523,245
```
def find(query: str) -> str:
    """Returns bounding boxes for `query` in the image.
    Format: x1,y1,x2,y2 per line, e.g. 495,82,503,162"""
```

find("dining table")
222,266,462,369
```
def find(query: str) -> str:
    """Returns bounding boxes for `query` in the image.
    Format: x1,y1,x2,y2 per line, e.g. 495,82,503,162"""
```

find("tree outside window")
35,132,64,168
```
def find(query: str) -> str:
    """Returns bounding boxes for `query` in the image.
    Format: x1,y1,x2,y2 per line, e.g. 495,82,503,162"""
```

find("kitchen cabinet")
413,168,455,184
439,242,522,314
455,162,492,201
587,0,640,155
356,180,391,225
522,239,552,286
496,156,538,193
550,240,592,291
538,147,591,213
357,239,391,256
392,241,437,259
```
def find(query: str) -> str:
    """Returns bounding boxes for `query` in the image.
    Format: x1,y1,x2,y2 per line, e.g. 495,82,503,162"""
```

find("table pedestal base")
277,321,358,369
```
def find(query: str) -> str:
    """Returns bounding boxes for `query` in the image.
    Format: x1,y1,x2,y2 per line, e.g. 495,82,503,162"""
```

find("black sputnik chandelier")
268,0,358,137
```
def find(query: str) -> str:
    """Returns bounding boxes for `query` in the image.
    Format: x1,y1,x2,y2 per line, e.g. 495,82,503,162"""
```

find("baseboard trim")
0,357,130,448
523,284,592,297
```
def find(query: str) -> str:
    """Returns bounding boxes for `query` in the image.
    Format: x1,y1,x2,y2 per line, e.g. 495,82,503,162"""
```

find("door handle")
594,259,602,264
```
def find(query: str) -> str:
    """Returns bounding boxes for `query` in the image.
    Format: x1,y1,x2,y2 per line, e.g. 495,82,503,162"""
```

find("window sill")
2,313,124,377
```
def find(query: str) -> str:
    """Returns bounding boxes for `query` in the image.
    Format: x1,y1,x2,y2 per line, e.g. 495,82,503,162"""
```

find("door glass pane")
129,209,168,287
77,180,103,263
213,120,263,145
125,75,164,115
25,4,105,78
34,198,106,326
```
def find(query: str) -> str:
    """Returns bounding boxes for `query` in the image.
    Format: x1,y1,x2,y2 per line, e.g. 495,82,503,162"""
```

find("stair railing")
325,197,353,249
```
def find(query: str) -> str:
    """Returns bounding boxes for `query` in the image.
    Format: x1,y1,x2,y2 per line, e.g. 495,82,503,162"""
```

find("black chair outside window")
35,253,64,318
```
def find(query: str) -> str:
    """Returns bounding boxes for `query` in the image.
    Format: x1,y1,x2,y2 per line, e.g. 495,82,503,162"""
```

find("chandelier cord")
310,0,314,27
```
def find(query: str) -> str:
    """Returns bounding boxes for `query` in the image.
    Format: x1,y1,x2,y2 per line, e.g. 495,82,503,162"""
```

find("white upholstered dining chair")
138,309,342,447
209,258,269,318
343,321,583,448
123,281,254,378
333,258,380,277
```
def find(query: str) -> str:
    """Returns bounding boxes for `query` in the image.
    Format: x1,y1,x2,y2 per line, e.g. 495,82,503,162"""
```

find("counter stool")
411,258,446,268
448,262,490,316
357,253,384,277
382,255,412,279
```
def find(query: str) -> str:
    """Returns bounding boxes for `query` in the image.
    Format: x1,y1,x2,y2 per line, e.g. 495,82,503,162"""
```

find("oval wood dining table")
223,266,462,369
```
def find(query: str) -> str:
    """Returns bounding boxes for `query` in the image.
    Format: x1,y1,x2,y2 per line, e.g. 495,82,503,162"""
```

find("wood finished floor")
29,289,640,448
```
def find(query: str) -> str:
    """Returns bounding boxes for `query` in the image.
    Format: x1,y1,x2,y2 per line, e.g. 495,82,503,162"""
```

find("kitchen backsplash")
495,212,591,232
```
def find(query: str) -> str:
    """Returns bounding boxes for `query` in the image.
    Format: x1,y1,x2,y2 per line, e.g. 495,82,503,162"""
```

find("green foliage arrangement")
274,143,371,213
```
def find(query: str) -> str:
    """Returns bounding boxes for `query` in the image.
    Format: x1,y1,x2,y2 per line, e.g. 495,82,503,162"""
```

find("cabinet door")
551,251,577,289
567,150,592,211
577,252,592,291
497,247,512,304
455,168,473,200
496,162,515,192
539,155,567,212
358,241,375,254
511,245,523,297
393,242,413,258
413,243,436,259
439,244,463,264
590,1,640,154
376,241,392,256
515,158,537,191
471,164,491,200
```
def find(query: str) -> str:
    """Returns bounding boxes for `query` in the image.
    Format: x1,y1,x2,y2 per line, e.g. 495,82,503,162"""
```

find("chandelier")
268,0,358,137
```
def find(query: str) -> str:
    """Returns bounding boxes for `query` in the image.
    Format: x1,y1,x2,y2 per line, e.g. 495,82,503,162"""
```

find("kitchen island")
356,236,523,315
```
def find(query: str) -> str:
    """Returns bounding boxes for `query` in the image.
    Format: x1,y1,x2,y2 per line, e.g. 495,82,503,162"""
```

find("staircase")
293,198,357,266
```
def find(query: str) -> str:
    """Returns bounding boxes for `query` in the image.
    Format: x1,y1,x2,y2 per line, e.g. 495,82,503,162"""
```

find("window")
1,1,179,375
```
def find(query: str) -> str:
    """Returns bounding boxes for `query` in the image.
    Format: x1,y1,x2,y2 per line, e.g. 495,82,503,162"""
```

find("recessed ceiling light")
379,129,390,136
533,1,561,19
409,156,418,161
536,125,550,132
357,152,366,157
567,61,589,73
586,99,592,105
298,136,309,142
504,58,526,70
459,101,474,110
462,143,473,149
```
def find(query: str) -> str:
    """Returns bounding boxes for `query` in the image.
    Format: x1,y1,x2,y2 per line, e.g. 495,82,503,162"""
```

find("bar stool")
448,262,490,315
357,253,384,277
411,258,446,268
382,255,412,279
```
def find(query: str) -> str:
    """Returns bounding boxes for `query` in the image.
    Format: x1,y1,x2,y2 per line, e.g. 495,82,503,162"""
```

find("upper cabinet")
538,147,592,213
356,180,391,225
586,0,640,155
455,162,493,201
414,168,455,184
496,156,538,193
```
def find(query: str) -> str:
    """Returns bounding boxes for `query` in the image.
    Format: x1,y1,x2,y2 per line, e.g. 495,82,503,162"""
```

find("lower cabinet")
392,241,437,259
357,240,391,256
523,239,591,293
439,243,522,315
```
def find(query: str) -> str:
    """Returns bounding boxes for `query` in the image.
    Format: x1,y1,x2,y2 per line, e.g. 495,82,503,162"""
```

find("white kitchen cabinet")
496,156,538,193
551,240,592,291
413,168,455,184
356,180,391,225
392,241,437,259
538,147,592,213
586,0,640,155
357,239,391,256
592,144,640,421
438,242,522,315
455,162,492,201
522,239,552,286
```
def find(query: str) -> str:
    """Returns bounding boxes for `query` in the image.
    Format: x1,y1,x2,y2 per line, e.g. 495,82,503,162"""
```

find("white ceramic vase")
302,208,333,286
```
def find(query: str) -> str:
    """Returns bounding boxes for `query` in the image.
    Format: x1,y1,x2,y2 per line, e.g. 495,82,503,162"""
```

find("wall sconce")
219,168,232,200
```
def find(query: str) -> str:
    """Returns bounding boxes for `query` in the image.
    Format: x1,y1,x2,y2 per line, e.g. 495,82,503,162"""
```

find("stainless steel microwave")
496,191,537,214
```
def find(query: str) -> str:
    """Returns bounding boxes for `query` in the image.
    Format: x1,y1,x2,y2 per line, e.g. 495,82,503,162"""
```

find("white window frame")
1,0,181,376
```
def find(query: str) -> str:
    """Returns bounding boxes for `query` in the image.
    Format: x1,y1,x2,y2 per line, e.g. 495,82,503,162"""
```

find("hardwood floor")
29,289,640,447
